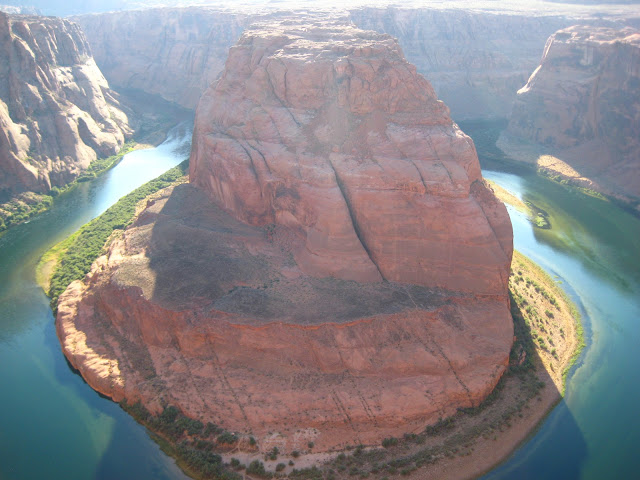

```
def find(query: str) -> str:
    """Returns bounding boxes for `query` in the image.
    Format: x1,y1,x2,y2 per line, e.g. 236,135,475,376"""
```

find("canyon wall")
190,18,513,295
74,8,252,110
58,20,514,453
74,5,640,121
0,13,131,198
70,6,571,120
349,7,569,120
505,25,640,206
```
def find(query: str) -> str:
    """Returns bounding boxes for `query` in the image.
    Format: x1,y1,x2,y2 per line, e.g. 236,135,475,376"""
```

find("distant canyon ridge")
74,5,638,120
503,25,640,210
70,4,640,206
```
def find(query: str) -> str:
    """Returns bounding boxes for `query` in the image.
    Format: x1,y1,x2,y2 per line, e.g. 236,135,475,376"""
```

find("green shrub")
246,460,271,478
203,422,222,437
48,160,188,308
217,432,237,445
382,437,398,448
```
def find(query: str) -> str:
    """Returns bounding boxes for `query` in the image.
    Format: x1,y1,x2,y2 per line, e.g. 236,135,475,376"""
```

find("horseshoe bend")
56,20,514,454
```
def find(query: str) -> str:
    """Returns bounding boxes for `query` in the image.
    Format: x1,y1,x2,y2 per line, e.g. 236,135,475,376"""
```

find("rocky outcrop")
0,13,132,198
191,19,513,295
73,8,251,110
58,20,513,453
504,25,640,206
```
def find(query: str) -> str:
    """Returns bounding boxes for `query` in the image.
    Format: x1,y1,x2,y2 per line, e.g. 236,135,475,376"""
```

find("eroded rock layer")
75,5,640,122
58,21,513,452
349,7,569,120
191,20,512,295
74,8,251,110
506,25,640,205
0,13,132,197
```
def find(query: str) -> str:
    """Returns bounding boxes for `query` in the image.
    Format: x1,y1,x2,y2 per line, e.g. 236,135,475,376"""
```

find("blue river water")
481,170,640,480
0,124,192,480
0,122,638,479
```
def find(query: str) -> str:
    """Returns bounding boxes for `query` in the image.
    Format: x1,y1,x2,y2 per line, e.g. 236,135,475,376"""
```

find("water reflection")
483,401,588,479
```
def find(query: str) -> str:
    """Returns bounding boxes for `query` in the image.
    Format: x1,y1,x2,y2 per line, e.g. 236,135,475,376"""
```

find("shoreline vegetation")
36,160,189,304
485,179,551,230
1,87,193,239
39,161,584,480
460,119,640,219
0,141,139,237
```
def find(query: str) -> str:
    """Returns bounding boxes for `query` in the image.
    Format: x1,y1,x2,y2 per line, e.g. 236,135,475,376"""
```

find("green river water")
0,122,638,479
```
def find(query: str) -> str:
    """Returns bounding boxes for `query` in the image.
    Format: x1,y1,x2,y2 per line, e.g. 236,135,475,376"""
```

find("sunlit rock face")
74,4,640,121
507,25,640,204
191,19,513,294
0,12,131,198
58,19,513,453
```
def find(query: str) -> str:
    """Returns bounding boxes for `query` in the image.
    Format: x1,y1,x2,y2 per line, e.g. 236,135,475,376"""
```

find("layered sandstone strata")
58,21,513,452
75,4,640,122
74,8,251,110
0,13,132,198
349,7,569,120
504,25,640,206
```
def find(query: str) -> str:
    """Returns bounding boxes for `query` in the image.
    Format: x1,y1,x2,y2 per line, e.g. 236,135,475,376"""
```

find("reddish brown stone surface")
190,20,513,295
58,20,513,453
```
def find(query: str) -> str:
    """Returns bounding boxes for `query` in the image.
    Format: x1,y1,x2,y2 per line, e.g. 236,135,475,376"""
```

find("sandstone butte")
0,12,131,198
505,25,640,208
57,20,514,453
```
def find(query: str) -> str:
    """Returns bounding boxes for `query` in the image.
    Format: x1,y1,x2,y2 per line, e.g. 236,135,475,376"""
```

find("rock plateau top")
57,20,514,453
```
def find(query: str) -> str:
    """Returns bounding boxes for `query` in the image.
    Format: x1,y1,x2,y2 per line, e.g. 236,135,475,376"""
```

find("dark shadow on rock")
143,183,456,325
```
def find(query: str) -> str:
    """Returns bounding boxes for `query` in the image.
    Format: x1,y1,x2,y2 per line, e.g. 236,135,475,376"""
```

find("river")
480,169,640,479
0,123,638,479
0,124,192,480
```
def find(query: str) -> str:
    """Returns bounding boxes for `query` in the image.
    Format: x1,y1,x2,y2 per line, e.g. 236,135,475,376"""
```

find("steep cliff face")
0,13,132,198
74,8,251,110
349,7,569,120
75,6,565,120
73,5,639,121
505,26,640,204
58,20,513,453
191,19,513,294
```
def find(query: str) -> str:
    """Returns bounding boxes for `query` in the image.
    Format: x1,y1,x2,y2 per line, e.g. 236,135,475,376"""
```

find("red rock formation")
0,12,132,197
505,25,640,206
58,20,513,453
349,7,571,120
191,20,512,294
74,5,640,122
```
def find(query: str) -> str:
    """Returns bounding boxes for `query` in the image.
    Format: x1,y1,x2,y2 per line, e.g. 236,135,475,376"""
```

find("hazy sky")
2,0,640,18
